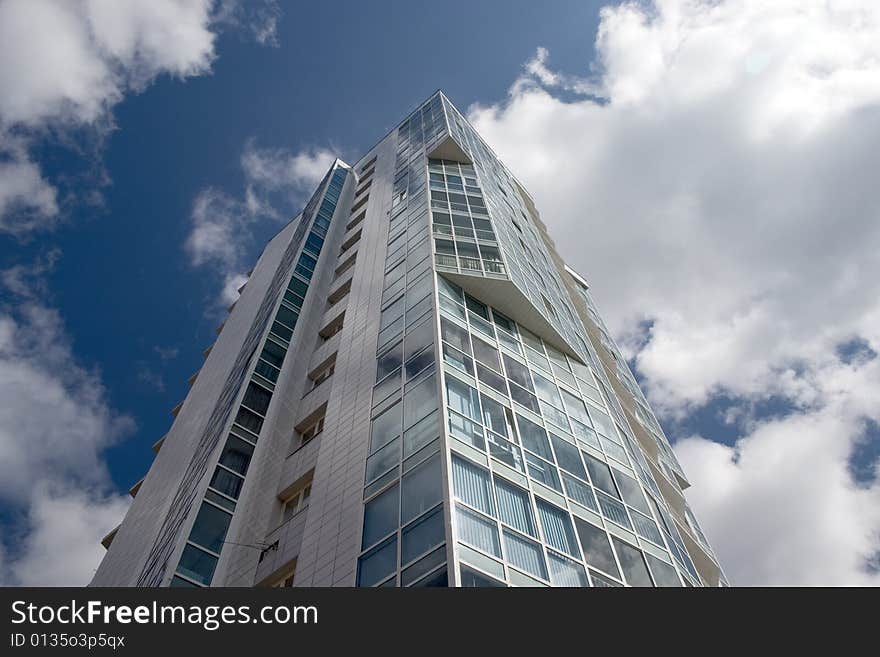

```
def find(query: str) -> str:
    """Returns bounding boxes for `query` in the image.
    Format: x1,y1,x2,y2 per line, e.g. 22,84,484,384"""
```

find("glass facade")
98,91,723,589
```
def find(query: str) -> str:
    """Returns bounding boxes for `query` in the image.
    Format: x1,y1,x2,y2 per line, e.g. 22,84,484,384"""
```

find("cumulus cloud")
469,0,880,584
0,0,282,234
185,140,336,306
0,256,134,585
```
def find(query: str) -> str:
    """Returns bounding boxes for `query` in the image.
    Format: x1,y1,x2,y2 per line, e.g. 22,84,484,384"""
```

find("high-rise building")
93,91,726,588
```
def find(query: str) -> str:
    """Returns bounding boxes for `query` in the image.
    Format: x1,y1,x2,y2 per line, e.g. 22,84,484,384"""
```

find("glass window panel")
525,452,562,492
573,518,620,580
372,367,401,407
260,340,287,368
560,389,591,425
460,566,505,587
536,499,580,558
589,570,622,587
440,317,470,353
380,296,404,330
443,343,473,375
493,479,534,538
362,484,399,549
377,341,403,382
464,295,489,320
437,275,463,302
219,436,253,475
210,467,243,499
472,336,501,372
503,530,547,580
503,354,533,391
448,410,485,449
550,434,586,478
404,317,433,362
516,414,552,460
540,400,570,432
480,393,510,439
405,347,434,381
365,437,399,484
401,454,442,523
510,383,541,414
562,473,598,512
547,551,589,587
357,537,397,587
370,402,402,452
476,363,507,395
571,420,601,449
589,406,616,437
632,511,665,545
451,455,494,515
645,553,682,587
456,505,501,557
403,373,437,430
532,372,562,407
612,537,654,587
404,410,439,458
614,470,651,514
401,507,445,565
446,376,481,422
189,502,231,554
242,382,272,416
584,453,620,498
177,544,218,586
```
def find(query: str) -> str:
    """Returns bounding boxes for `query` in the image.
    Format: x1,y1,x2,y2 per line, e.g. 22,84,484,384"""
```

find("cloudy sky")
0,0,877,586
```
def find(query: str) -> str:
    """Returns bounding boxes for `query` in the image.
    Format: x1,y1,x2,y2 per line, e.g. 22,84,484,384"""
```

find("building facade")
92,91,726,588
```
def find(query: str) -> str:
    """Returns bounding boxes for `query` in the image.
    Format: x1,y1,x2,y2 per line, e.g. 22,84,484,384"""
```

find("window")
357,537,396,587
536,499,580,558
614,470,650,514
440,317,470,353
300,416,324,445
242,382,271,416
401,506,445,565
583,453,620,499
446,376,481,422
403,373,437,430
452,456,494,515
460,566,505,587
574,518,620,580
401,454,442,523
370,402,401,452
525,452,561,491
377,342,402,382
471,336,501,372
310,361,335,389
611,537,653,587
218,436,253,475
188,502,232,554
532,372,562,408
494,478,535,537
503,530,547,580
480,393,511,439
503,354,533,391
282,484,311,522
177,544,217,585
362,485,399,549
455,505,500,557
645,553,682,587
550,434,586,479
516,414,552,460
547,551,588,587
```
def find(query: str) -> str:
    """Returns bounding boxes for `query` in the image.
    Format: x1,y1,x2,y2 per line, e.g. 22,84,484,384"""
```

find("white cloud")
185,140,336,306
0,258,134,585
1,486,130,587
468,0,880,584
0,0,281,234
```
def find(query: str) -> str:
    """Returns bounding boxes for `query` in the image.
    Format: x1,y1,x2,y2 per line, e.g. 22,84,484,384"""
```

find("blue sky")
1,0,879,586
